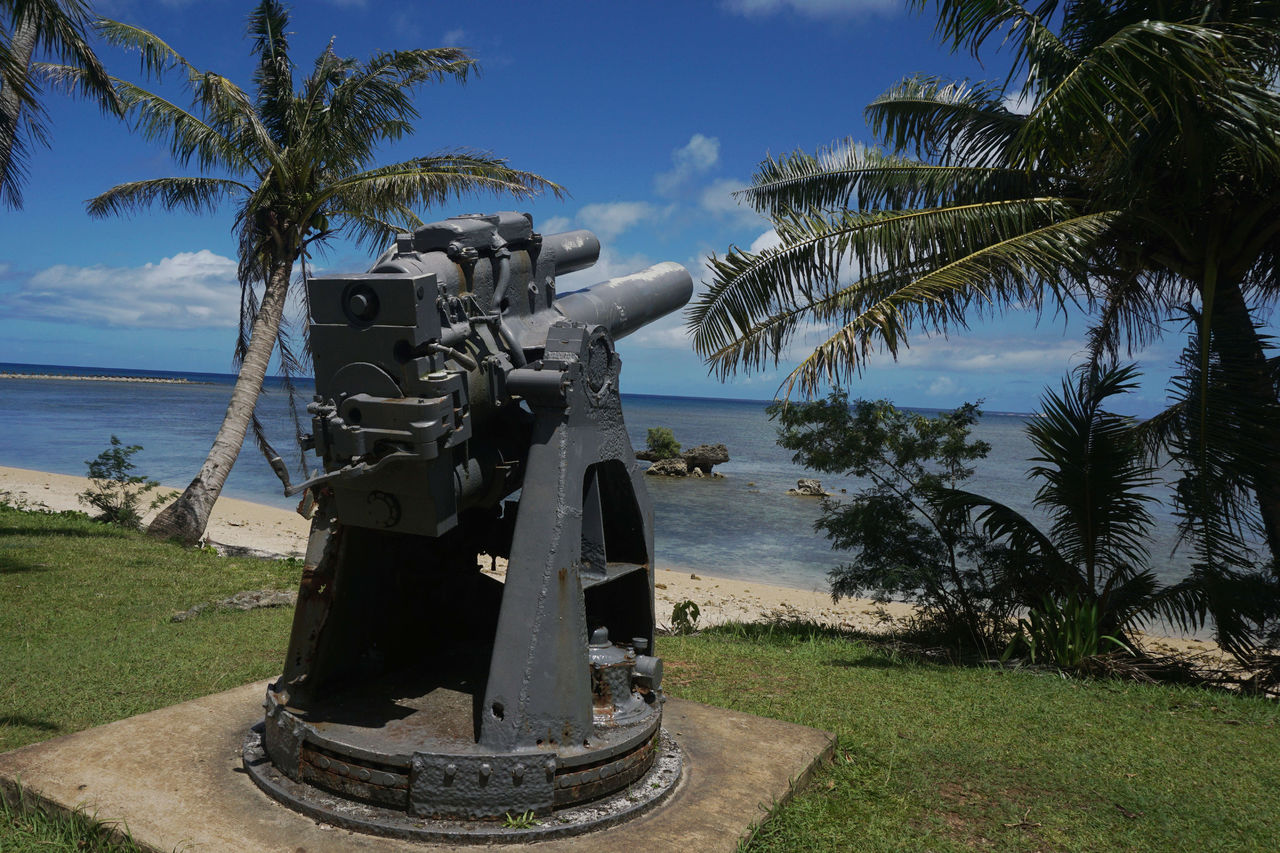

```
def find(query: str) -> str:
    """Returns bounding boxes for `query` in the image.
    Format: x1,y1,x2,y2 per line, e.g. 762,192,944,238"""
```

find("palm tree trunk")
0,15,38,199
148,260,293,545
1210,280,1280,567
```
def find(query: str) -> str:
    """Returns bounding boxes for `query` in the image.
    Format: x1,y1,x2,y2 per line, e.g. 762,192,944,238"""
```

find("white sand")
0,464,912,631
0,464,1218,651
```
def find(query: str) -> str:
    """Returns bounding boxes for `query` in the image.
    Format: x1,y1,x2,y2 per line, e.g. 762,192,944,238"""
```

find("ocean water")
0,361,1194,593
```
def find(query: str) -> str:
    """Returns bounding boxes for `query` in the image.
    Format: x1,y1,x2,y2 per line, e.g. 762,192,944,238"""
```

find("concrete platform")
0,681,834,852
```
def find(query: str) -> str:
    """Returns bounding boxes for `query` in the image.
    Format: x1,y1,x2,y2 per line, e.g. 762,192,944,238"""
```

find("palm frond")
867,76,1025,167
85,176,253,218
11,0,118,114
111,79,257,177
1021,21,1266,165
693,205,1109,395
1025,363,1156,587
247,0,295,147
320,152,563,245
740,143,1036,217
96,17,193,81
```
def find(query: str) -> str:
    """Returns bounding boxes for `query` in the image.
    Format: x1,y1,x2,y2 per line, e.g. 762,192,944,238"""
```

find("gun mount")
243,212,693,839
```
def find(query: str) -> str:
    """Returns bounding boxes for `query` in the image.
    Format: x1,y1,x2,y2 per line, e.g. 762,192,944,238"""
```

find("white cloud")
556,246,655,292
1003,89,1034,115
538,215,572,234
5,250,242,329
722,0,898,16
890,334,1086,373
576,201,659,240
627,312,693,349
748,229,782,253
699,178,765,228
441,28,466,45
927,376,960,397
655,134,720,196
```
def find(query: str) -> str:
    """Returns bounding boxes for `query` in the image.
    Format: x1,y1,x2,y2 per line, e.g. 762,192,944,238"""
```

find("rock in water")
683,443,729,473
645,457,689,476
787,478,831,496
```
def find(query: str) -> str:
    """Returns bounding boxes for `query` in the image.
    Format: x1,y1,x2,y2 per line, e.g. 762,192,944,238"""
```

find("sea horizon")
0,361,1039,419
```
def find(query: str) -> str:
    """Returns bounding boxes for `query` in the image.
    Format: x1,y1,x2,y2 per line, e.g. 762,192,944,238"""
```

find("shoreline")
0,464,1219,653
0,372,194,384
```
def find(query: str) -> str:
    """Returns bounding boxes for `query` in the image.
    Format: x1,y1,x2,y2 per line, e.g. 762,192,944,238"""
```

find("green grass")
661,623,1280,852
0,504,298,754
0,786,145,853
2,504,1279,851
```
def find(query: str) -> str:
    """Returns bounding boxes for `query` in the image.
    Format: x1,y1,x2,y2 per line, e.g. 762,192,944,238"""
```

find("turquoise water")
0,361,1193,592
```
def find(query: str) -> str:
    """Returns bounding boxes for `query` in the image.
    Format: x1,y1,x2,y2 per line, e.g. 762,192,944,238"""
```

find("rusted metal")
247,213,690,834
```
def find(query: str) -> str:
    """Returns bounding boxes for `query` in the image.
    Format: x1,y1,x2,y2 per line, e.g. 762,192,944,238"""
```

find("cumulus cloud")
748,229,782,253
556,246,655,292
890,334,1086,373
441,28,466,45
3,250,241,329
576,201,660,240
927,376,960,396
699,178,765,227
538,215,572,234
655,134,720,196
722,0,898,16
1003,89,1034,115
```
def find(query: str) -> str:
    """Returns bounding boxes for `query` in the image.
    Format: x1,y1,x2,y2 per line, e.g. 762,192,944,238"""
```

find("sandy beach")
0,464,1215,652
0,464,915,632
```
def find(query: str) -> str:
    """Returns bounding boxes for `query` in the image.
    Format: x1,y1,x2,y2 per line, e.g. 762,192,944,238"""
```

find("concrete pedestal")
0,681,834,852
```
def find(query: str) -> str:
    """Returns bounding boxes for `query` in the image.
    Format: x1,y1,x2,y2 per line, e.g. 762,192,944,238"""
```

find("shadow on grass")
0,554,53,574
696,618,963,672
0,524,126,540
700,620,863,643
0,715,59,733
824,656,904,670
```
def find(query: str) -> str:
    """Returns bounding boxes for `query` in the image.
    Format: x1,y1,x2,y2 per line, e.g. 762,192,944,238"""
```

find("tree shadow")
0,553,51,575
825,657,907,670
0,715,59,733
0,524,124,540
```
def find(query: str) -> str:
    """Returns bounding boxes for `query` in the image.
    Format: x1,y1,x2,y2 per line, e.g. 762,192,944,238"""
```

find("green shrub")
646,427,682,459
670,599,701,635
1007,595,1132,668
772,393,1014,652
79,437,166,530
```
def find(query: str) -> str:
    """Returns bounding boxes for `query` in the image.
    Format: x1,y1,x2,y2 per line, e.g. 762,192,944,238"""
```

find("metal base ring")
242,725,684,843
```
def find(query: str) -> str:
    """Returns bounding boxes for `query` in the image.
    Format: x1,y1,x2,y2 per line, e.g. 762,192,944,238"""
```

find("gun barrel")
543,230,601,277
553,262,693,341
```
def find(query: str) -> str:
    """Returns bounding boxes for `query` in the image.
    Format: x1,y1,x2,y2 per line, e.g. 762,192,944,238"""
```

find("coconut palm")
688,0,1280,563
1,0,119,208
88,1,561,545
940,363,1204,644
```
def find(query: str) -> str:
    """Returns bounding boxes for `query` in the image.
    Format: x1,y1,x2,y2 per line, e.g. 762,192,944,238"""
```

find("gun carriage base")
242,213,693,840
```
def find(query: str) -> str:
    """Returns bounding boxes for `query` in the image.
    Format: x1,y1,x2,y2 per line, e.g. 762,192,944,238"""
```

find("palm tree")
1,0,119,208
688,0,1280,564
88,1,561,545
941,363,1203,645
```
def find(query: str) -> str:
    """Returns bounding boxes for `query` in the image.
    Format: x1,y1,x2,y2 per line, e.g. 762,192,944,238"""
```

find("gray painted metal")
252,212,692,828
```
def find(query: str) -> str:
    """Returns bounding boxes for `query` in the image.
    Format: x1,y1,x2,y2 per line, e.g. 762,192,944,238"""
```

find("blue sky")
0,0,1186,414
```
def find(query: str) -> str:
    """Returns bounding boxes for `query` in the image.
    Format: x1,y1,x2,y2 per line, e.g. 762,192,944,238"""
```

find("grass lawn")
2,503,1279,851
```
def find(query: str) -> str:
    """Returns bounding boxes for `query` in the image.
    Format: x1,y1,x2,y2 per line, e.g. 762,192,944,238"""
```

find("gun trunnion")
244,212,693,838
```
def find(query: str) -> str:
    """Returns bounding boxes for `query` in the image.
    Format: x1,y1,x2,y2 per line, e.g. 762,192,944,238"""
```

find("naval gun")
244,211,693,838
